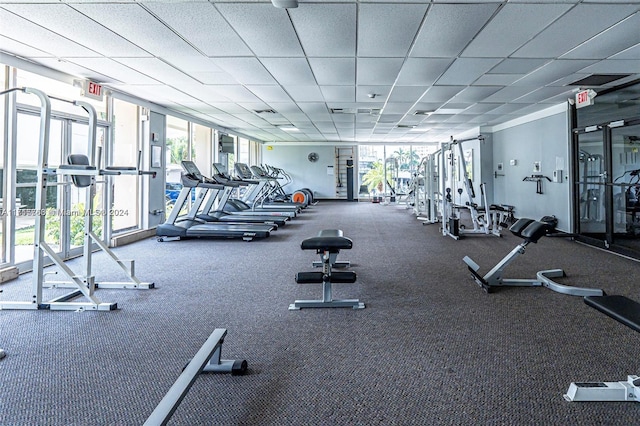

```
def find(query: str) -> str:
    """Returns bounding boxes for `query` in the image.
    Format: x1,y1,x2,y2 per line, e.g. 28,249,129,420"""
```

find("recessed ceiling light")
279,126,299,132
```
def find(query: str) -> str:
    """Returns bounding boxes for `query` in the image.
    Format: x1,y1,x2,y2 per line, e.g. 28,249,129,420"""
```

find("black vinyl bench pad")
301,236,353,251
296,271,357,284
584,295,640,333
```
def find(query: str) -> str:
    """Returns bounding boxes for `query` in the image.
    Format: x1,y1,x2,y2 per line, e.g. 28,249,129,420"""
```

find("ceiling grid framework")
0,0,638,145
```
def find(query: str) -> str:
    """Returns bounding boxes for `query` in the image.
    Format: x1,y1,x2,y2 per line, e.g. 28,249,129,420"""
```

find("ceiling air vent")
568,74,631,87
396,124,416,129
357,108,381,115
413,110,433,116
329,107,356,114
254,109,277,114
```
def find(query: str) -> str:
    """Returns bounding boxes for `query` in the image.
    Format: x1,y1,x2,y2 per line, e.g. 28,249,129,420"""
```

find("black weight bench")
289,230,364,310
311,229,351,268
463,218,604,296
565,295,640,402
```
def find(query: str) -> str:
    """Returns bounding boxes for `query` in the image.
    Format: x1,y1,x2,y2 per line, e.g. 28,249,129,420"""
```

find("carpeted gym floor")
0,200,638,425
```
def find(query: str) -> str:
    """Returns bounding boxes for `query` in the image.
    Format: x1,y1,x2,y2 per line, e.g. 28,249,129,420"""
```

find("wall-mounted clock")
308,152,319,162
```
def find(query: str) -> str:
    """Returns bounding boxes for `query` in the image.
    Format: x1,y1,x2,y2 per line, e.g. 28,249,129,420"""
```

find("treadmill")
210,163,297,218
156,161,274,241
233,162,302,213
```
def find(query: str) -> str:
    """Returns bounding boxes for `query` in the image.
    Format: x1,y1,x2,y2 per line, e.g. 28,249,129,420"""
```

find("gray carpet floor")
0,200,639,425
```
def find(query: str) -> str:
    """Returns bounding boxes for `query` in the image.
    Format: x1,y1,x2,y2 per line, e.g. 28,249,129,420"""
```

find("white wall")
261,144,342,199
491,109,571,231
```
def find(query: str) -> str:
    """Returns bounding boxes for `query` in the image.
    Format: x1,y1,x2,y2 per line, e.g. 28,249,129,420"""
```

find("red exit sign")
575,89,595,109
82,80,104,101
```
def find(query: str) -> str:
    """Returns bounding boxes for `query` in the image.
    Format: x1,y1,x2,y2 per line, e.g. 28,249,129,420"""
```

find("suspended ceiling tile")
451,86,502,103
513,59,597,86
357,58,404,86
210,58,276,85
189,72,239,85
160,56,223,73
209,103,251,114
0,8,98,57
461,3,573,57
181,86,231,102
207,85,262,103
68,58,160,84
511,86,574,104
490,58,551,74
487,103,529,115
285,86,324,103
412,3,499,58
0,36,53,58
395,58,453,86
261,58,316,86
436,58,502,86
71,3,199,57
610,43,640,59
246,86,292,103
512,4,639,59
473,74,521,86
2,3,150,57
215,3,303,57
382,102,415,115
143,2,251,57
268,102,303,114
459,103,502,115
289,4,356,57
298,104,331,120
358,4,427,57
308,58,355,86
387,86,428,104
562,13,640,60
114,57,202,85
579,59,640,74
31,58,117,83
483,86,538,103
419,86,464,103
320,86,355,103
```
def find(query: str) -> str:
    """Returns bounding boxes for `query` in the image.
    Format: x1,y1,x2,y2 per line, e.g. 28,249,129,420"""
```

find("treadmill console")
181,161,216,184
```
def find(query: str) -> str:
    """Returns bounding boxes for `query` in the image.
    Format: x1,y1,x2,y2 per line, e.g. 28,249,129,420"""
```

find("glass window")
238,138,249,164
359,145,386,197
111,98,139,232
0,65,6,263
192,123,212,177
166,116,190,181
15,69,107,120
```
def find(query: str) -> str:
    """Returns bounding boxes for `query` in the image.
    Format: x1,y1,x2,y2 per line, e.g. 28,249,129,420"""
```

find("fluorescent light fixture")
413,110,433,116
279,126,299,131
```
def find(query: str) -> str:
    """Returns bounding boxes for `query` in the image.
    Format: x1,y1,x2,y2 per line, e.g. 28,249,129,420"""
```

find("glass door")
575,129,608,238
611,122,640,252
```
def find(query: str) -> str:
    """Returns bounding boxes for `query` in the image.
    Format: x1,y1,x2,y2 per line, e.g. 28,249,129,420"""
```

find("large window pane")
192,123,211,177
111,98,139,232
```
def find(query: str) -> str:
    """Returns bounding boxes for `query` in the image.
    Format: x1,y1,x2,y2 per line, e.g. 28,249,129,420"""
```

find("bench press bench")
311,229,351,268
564,295,640,402
289,230,364,310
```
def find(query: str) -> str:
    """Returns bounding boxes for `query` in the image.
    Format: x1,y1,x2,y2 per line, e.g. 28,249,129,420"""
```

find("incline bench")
289,229,364,310
564,295,640,402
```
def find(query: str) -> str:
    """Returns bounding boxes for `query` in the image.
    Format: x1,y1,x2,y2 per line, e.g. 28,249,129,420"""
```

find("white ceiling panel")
513,4,639,59
215,3,303,57
160,56,223,73
383,103,416,115
0,36,53,58
320,86,355,103
180,85,231,102
143,2,252,57
68,58,160,85
0,8,98,57
358,4,427,57
247,86,292,103
268,102,303,115
355,86,392,103
411,3,499,58
396,58,453,86
189,72,239,85
210,58,276,85
511,86,574,104
579,60,640,74
285,86,324,103
70,3,200,57
207,85,262,103
261,58,316,86
308,58,355,86
387,86,428,104
610,43,640,59
451,86,503,103
289,4,356,57
31,58,116,83
483,86,538,103
436,58,502,86
513,59,597,86
473,74,522,86
562,12,640,60
114,58,202,86
297,103,331,120
3,4,150,57
357,58,404,86
419,86,465,103
461,3,573,57
490,58,551,74
460,103,502,115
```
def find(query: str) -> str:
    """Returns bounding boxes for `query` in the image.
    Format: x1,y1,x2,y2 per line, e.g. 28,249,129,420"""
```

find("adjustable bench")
463,218,604,296
289,230,364,310
564,295,640,402
311,229,351,268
